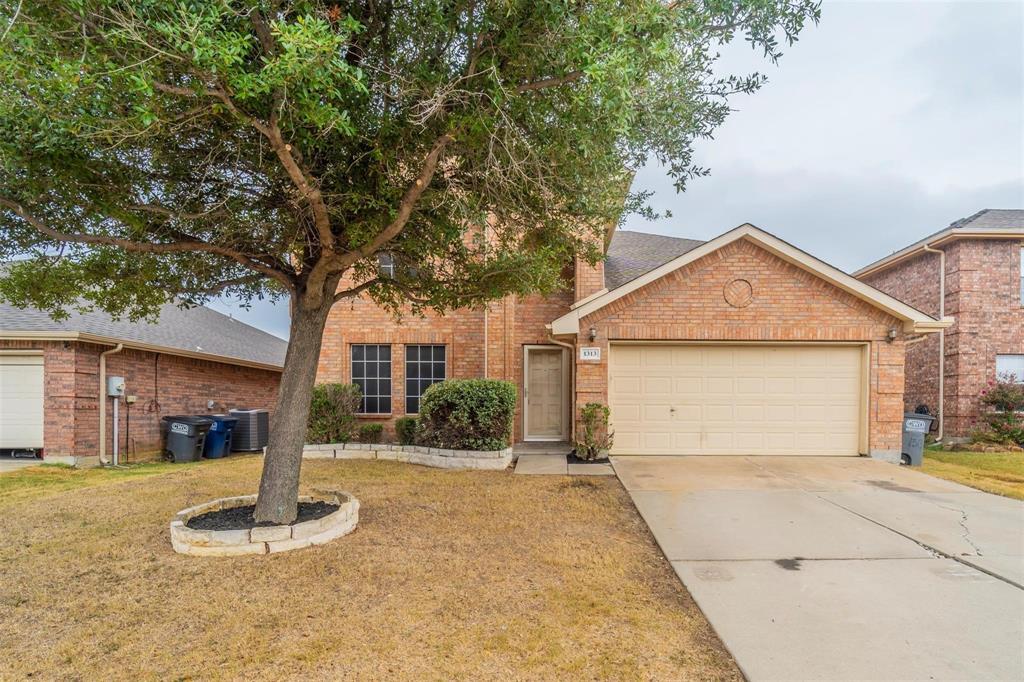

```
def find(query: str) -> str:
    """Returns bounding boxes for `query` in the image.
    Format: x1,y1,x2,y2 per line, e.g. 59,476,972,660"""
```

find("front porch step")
513,442,573,457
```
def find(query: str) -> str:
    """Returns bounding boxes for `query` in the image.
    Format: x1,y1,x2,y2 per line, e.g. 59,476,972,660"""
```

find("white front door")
0,354,45,449
525,347,567,441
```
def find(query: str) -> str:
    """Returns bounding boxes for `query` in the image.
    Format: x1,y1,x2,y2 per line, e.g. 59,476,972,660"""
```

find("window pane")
379,362,391,378
380,345,390,361
406,345,417,361
366,345,377,361
996,355,1024,382
434,346,445,361
380,379,390,396
380,397,391,414
406,397,418,414
407,362,419,379
352,345,364,361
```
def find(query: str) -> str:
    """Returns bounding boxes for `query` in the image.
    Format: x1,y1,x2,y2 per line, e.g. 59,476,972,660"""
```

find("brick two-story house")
856,209,1024,440
318,223,946,460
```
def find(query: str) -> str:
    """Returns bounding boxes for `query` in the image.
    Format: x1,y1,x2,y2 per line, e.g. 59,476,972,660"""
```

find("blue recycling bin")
202,415,239,459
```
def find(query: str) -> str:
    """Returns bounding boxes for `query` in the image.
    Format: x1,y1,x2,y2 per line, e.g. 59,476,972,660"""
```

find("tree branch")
0,197,295,292
516,70,583,93
333,277,379,302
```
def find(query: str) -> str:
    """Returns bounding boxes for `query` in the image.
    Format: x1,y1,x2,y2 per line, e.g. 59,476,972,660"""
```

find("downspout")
547,331,576,443
923,244,945,441
98,343,124,465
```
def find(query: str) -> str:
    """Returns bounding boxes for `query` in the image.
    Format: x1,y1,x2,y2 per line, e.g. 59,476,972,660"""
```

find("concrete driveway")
613,456,1024,681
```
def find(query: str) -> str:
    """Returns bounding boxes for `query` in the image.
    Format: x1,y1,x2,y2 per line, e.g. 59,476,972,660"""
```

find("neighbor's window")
996,354,1024,383
351,344,391,414
405,345,446,414
378,253,395,279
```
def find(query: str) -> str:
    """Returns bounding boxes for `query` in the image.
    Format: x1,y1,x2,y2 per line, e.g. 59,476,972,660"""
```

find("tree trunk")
253,297,334,524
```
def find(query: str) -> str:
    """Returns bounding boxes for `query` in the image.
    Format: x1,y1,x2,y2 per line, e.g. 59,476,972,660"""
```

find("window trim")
404,344,447,415
350,344,392,415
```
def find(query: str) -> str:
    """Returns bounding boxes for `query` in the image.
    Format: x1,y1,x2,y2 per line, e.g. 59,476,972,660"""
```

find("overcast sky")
212,0,1024,339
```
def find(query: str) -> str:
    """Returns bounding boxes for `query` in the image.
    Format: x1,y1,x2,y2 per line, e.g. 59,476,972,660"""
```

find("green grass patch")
922,450,1024,500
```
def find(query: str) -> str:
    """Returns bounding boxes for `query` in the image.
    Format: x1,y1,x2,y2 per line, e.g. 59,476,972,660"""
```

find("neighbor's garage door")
0,354,45,449
609,345,863,456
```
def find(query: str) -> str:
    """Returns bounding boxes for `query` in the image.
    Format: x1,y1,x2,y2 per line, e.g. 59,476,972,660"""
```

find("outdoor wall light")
588,326,597,342
887,328,898,343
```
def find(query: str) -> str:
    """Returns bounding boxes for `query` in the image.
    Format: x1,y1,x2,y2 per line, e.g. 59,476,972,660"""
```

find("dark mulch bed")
566,452,610,465
186,501,339,531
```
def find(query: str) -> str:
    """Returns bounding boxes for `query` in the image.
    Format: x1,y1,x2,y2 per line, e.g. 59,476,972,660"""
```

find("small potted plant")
574,402,614,462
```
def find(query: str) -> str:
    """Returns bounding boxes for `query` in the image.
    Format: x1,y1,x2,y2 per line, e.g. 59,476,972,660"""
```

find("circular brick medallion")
723,278,753,308
170,489,359,556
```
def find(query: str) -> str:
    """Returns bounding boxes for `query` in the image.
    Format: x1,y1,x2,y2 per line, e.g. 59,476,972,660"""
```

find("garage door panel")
0,355,45,449
610,345,862,456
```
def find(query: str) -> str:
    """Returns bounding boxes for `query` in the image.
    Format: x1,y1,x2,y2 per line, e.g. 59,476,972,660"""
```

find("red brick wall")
861,239,1024,437
320,271,574,442
860,250,942,421
0,340,280,460
574,239,908,456
575,255,605,301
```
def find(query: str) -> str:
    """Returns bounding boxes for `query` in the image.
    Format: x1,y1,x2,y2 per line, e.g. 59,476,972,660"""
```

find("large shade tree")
0,0,819,522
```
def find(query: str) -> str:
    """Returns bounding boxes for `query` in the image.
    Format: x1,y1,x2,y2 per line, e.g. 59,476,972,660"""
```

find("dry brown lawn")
0,456,739,680
923,449,1024,500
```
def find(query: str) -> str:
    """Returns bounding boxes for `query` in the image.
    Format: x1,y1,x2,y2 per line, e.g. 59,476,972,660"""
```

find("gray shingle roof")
854,208,1024,275
0,298,288,368
948,208,1024,231
604,230,705,290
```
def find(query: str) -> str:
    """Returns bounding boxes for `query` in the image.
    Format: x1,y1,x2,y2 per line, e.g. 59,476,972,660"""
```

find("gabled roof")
0,298,288,370
855,209,1024,277
551,223,949,336
604,231,705,289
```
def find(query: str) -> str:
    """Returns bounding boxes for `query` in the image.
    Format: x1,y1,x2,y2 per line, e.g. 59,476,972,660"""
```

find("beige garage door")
609,345,863,456
0,354,45,449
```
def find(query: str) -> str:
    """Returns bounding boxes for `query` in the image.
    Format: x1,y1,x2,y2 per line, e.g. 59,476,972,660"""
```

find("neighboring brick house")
856,209,1024,440
320,223,946,460
0,301,286,465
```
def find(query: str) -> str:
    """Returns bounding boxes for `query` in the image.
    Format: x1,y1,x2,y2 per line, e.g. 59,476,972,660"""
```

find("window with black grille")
405,345,446,414
351,344,391,414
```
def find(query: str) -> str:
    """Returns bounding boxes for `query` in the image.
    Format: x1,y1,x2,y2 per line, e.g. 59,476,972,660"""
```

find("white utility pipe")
923,244,945,441
98,343,124,465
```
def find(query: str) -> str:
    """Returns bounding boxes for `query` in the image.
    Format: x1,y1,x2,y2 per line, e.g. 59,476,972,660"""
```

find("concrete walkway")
613,456,1024,681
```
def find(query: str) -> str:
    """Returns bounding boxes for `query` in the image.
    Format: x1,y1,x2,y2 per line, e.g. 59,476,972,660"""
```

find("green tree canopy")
0,0,819,522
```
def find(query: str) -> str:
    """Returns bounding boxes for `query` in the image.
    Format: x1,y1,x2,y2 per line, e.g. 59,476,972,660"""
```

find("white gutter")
923,244,946,441
98,343,124,465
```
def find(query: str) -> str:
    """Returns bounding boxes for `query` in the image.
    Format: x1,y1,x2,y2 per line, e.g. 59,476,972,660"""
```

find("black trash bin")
161,416,214,463
901,413,935,466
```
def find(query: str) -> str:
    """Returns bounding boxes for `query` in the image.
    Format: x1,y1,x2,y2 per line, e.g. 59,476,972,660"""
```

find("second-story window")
378,253,395,279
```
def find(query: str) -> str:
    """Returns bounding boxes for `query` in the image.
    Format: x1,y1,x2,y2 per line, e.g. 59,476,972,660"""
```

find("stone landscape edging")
299,442,514,470
170,489,359,557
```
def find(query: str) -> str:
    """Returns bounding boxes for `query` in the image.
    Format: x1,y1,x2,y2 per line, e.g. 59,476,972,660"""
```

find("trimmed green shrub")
418,379,516,451
358,423,384,444
575,402,613,460
306,383,361,444
395,416,418,446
